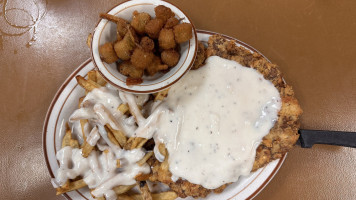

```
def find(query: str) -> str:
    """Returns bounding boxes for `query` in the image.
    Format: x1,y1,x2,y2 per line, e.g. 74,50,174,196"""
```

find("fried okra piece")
114,38,133,61
164,17,179,29
161,49,180,67
154,5,175,24
131,11,151,35
114,28,138,60
192,41,206,69
173,23,193,43
140,36,155,51
99,42,119,64
145,18,164,39
158,29,176,50
131,48,154,69
146,55,168,76
126,77,143,85
116,18,130,38
118,61,144,78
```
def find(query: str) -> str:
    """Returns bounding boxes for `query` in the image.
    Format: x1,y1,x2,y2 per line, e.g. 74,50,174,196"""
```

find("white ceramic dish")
91,0,198,93
43,30,286,200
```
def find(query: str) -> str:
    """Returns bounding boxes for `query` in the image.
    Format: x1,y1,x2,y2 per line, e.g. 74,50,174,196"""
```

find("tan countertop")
0,0,355,199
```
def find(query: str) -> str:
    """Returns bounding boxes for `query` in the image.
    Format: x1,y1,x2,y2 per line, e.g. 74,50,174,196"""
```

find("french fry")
88,70,97,82
82,141,94,158
120,191,178,200
154,89,169,101
96,71,107,86
56,179,87,195
78,96,88,144
79,119,88,145
86,33,92,48
76,75,101,92
137,152,153,166
158,143,167,158
62,124,80,148
105,125,121,147
137,138,148,149
125,137,148,150
62,128,72,148
70,139,80,148
106,124,127,148
138,181,152,200
116,159,121,168
94,104,127,138
113,184,135,195
118,103,129,114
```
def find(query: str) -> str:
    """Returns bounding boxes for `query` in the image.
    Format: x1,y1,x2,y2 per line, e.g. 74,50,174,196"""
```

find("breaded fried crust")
149,35,302,198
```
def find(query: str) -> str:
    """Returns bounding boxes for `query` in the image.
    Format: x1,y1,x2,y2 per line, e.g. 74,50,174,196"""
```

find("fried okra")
116,18,130,38
173,23,193,43
114,28,138,60
154,5,175,24
131,11,151,35
158,29,176,50
99,42,119,64
146,55,169,76
165,17,179,29
140,36,155,51
98,5,194,83
118,61,144,78
145,18,164,39
161,49,180,67
131,48,154,69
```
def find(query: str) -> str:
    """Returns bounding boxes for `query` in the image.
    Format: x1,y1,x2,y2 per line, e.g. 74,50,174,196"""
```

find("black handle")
298,129,356,148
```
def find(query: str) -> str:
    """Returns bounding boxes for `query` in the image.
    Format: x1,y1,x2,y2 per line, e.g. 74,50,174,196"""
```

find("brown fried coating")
118,61,144,78
148,157,228,198
140,36,155,51
126,77,143,85
154,5,175,24
161,49,180,67
114,40,132,61
145,18,164,39
131,48,154,69
114,28,138,60
99,42,119,64
164,17,179,29
146,55,168,76
131,11,151,35
158,29,176,50
192,41,206,69
173,23,193,43
116,19,130,38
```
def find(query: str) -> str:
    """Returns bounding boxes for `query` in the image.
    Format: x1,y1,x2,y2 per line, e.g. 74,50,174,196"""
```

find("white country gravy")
53,56,281,198
149,56,281,189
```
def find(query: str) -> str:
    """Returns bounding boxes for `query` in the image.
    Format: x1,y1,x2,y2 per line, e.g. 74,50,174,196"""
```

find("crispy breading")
191,41,206,70
147,157,227,198
148,35,302,198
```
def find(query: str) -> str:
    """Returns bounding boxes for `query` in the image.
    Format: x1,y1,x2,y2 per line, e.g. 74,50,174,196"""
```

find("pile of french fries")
55,70,176,200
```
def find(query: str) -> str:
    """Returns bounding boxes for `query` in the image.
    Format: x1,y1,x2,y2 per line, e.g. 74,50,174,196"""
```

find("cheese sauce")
153,56,281,189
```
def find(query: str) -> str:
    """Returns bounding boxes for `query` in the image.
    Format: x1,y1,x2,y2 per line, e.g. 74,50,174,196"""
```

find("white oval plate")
43,30,286,200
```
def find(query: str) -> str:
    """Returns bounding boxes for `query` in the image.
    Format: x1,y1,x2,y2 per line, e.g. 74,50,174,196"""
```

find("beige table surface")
1,0,355,199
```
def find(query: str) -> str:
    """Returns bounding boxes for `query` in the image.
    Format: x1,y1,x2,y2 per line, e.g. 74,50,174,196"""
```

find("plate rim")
42,30,286,200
